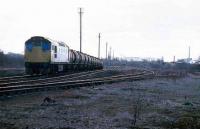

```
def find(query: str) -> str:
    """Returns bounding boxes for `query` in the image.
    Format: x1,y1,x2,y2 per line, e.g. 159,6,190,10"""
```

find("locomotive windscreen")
25,37,51,52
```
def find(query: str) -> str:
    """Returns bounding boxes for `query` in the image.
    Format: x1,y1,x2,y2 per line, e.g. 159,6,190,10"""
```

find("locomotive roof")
27,36,69,48
45,37,69,48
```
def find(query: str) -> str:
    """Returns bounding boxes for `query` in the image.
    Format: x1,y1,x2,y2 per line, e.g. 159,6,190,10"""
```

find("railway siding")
0,69,154,97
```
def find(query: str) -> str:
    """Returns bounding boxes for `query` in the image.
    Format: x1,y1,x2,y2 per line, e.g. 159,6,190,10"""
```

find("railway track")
0,74,42,83
0,70,99,84
0,70,105,87
0,66,121,84
0,73,66,84
0,69,154,97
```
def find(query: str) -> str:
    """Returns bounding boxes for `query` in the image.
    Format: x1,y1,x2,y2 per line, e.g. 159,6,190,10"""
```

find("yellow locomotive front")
25,36,51,74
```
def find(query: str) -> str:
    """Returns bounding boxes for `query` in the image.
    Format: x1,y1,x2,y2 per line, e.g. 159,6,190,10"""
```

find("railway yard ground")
0,67,200,129
0,68,24,77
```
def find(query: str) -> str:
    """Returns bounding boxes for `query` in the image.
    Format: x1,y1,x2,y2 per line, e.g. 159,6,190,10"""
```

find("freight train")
25,36,103,74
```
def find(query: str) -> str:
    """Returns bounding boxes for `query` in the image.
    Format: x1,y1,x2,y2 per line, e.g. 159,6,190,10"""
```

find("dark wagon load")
25,36,103,74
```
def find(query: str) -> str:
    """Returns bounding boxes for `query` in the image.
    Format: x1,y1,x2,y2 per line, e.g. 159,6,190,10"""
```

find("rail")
0,70,154,97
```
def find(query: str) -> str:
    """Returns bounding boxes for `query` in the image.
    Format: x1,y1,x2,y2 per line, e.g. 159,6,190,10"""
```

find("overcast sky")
0,0,200,61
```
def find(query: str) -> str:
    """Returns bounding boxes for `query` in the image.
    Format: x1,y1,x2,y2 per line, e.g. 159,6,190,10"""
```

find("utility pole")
106,42,108,59
109,47,112,60
79,8,83,53
113,50,114,59
173,56,176,63
98,33,101,58
188,46,190,59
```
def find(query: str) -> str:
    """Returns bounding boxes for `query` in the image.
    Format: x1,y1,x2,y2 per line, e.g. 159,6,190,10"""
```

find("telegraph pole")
113,50,114,59
109,47,112,60
188,46,190,59
98,33,101,58
106,42,108,59
109,47,112,65
173,56,176,63
79,8,83,53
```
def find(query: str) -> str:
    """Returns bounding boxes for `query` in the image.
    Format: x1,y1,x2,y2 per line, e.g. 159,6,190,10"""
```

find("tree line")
0,51,24,68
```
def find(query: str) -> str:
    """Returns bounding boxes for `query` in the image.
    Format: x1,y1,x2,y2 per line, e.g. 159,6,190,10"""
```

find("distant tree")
0,50,4,66
0,51,24,68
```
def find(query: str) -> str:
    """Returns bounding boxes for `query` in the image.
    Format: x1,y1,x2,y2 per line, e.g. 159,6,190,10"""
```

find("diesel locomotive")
25,36,103,74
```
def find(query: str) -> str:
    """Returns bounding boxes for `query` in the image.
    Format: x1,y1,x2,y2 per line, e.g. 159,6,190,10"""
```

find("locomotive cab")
25,36,70,74
25,36,51,74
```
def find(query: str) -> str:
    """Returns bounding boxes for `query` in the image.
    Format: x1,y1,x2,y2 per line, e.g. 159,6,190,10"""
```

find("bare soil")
0,75,200,129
